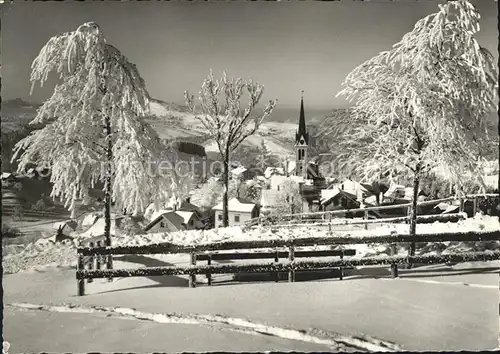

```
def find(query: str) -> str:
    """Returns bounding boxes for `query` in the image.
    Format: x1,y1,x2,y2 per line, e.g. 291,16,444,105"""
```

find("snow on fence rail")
76,230,500,295
263,212,466,231
244,193,499,228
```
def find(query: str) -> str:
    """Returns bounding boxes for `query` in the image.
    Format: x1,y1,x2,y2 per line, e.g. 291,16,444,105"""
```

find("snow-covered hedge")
4,214,499,275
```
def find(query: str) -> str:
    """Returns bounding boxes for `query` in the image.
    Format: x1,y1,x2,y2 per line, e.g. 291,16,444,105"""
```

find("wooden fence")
257,212,467,231
244,193,499,229
76,229,500,295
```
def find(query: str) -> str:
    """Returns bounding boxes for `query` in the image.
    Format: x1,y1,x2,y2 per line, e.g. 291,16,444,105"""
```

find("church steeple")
295,91,309,178
295,90,309,145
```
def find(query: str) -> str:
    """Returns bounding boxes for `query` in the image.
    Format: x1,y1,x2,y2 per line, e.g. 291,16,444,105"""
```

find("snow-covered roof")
320,188,340,204
53,220,77,231
78,218,119,239
321,189,358,206
287,161,296,174
231,166,247,176
434,202,450,211
81,213,99,227
174,211,195,224
213,197,256,213
150,209,175,223
264,167,285,179
364,195,378,205
144,211,186,231
264,167,275,179
443,205,460,214
1,172,13,179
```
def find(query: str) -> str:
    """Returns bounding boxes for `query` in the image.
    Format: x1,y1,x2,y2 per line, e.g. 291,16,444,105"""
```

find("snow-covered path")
3,260,498,352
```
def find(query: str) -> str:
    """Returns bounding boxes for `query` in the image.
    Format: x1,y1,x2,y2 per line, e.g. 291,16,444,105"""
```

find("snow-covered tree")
185,70,277,227
335,0,497,258
190,177,237,211
275,179,302,215
238,180,261,203
11,22,180,254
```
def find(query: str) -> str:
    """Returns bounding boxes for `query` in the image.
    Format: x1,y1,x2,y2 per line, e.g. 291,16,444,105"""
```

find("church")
259,91,327,215
291,92,327,210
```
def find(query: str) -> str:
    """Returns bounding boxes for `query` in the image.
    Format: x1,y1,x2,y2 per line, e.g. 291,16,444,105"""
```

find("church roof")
295,94,309,145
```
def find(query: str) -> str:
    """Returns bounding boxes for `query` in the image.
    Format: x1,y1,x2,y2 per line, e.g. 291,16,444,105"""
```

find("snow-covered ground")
3,259,498,352
3,213,499,276
2,213,498,351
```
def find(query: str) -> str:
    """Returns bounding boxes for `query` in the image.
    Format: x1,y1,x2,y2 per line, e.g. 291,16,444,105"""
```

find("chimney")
185,197,191,204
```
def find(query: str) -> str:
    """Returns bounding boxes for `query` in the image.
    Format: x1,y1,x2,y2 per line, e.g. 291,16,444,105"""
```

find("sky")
2,0,498,109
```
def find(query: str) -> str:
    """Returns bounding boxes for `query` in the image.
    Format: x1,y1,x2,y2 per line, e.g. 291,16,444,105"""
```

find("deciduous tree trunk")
408,163,421,269
222,147,230,228
104,114,113,271
497,110,500,222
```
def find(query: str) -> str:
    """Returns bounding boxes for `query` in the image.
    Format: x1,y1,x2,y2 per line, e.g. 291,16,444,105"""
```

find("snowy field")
3,213,499,275
3,258,498,352
2,214,499,351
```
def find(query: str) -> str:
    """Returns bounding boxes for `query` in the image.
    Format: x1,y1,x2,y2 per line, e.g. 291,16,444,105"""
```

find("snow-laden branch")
334,0,497,189
13,22,180,215
185,70,277,158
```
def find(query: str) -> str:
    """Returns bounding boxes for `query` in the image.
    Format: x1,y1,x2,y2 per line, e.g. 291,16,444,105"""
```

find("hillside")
1,98,324,171
147,99,309,159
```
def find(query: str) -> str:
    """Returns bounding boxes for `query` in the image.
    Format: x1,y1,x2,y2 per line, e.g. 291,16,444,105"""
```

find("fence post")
328,213,332,232
288,244,295,282
77,250,85,296
274,251,279,282
339,251,344,280
96,241,102,271
189,253,197,288
206,254,212,286
364,210,368,230
87,242,94,283
390,243,399,278
106,239,113,283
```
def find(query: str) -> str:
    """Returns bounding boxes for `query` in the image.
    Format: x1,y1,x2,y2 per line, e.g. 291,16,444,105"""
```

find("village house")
320,187,381,219
78,215,125,240
144,209,203,233
213,197,259,227
53,220,78,238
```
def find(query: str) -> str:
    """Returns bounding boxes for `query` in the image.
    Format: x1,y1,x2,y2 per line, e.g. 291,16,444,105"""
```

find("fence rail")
77,250,500,280
260,212,466,230
77,230,500,256
245,193,499,228
76,229,500,295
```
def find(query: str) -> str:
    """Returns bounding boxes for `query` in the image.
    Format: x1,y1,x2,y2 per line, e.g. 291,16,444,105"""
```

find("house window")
218,214,222,221
160,221,165,228
234,215,240,222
